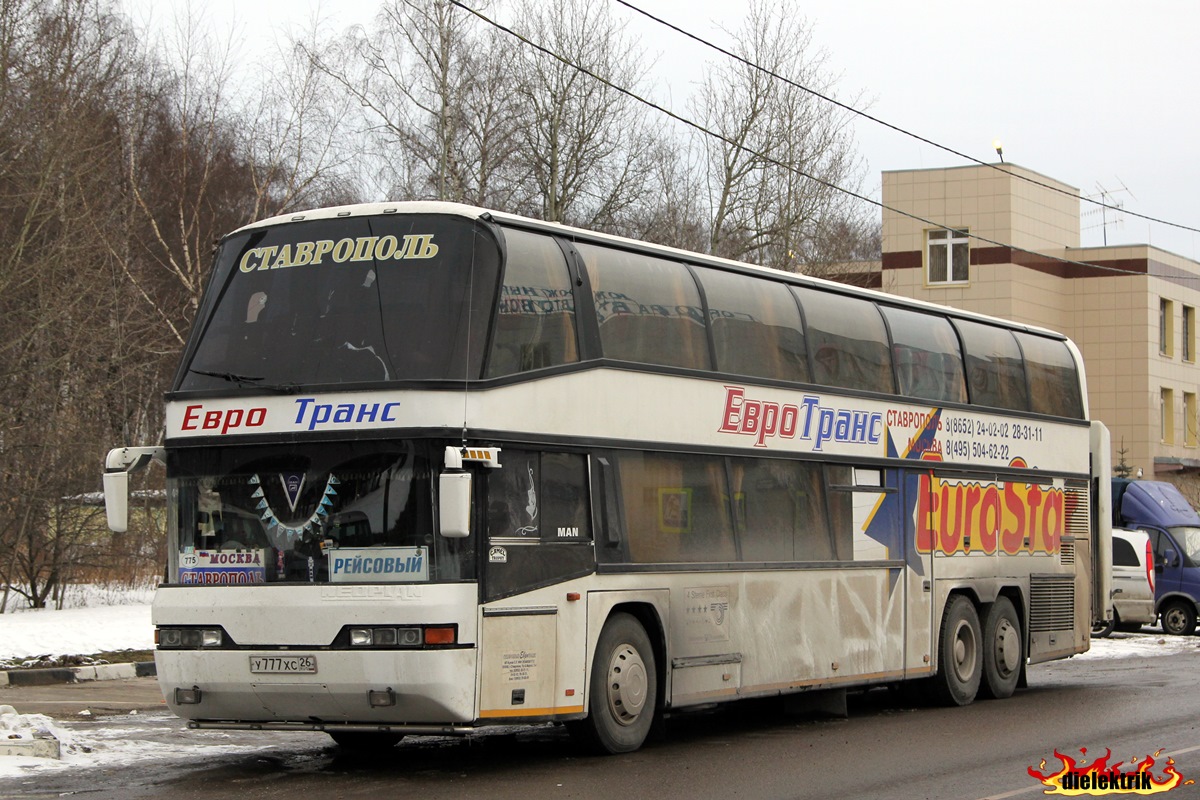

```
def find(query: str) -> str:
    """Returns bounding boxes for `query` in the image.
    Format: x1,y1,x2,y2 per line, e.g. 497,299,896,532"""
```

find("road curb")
0,661,156,687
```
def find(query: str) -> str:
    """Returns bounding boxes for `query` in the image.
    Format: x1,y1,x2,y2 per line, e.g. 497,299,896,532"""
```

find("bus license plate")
249,655,317,674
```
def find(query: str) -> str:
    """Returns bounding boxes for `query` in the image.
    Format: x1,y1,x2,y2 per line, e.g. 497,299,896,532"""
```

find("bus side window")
880,305,967,404
729,458,833,562
615,451,736,564
1015,332,1083,419
541,452,592,543
577,243,711,371
487,450,541,538
793,288,893,395
486,450,592,543
954,319,1029,412
486,229,580,378
696,267,810,383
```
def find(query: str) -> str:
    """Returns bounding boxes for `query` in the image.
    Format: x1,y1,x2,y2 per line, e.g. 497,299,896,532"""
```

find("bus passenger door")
478,449,595,720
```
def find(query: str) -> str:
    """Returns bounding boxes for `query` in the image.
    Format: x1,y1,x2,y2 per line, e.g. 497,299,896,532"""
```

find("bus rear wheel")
980,597,1021,699
570,612,658,754
933,594,981,706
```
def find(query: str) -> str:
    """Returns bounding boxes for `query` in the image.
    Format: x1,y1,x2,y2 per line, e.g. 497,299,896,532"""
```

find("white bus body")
107,202,1110,753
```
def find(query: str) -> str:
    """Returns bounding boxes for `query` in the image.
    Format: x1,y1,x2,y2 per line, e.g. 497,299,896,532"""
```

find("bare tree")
691,0,868,274
507,0,661,229
0,0,149,607
300,0,525,207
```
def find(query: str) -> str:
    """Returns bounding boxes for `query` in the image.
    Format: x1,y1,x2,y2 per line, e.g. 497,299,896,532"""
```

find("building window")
926,228,969,285
1162,387,1175,444
1184,306,1195,363
1187,392,1198,447
1161,298,1175,357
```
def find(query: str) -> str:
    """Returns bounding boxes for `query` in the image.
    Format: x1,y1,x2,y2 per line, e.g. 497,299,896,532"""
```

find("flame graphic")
1027,748,1193,795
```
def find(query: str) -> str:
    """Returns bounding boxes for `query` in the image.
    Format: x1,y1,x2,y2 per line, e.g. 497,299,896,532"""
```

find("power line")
614,0,1200,239
447,0,1200,284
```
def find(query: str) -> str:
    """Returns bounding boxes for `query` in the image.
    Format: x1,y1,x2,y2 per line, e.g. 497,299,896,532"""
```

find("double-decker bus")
104,201,1111,754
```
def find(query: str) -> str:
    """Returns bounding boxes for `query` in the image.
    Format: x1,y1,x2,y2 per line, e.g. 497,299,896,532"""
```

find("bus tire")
933,594,981,706
980,597,1021,699
1160,600,1197,636
572,612,658,755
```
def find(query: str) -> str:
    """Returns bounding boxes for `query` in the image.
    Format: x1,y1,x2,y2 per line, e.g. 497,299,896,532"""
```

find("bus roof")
230,200,1072,343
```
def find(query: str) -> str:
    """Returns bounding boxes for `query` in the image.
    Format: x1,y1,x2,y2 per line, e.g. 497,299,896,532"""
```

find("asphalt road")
3,644,1200,800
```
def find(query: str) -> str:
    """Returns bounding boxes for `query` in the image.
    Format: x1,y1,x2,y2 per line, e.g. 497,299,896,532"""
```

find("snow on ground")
0,707,314,780
1,585,154,663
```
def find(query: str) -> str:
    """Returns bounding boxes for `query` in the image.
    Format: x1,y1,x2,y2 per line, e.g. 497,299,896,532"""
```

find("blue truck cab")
1112,478,1200,635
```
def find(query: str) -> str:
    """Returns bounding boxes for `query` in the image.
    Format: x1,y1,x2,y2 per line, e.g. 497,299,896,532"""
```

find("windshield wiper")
189,369,300,394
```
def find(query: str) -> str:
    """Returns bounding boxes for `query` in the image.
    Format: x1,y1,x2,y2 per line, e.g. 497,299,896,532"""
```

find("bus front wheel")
571,612,658,754
934,594,981,706
980,596,1021,699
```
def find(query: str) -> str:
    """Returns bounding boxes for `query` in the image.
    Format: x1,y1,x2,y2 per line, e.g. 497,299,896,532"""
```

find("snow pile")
0,708,307,778
0,705,66,763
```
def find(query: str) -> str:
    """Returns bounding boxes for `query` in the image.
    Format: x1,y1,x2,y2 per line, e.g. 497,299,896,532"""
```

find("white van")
1095,528,1156,637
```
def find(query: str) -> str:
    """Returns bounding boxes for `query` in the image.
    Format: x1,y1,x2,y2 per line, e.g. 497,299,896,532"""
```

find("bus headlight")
157,627,225,649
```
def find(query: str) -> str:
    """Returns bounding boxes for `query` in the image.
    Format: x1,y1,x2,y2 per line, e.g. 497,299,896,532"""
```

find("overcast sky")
123,0,1200,260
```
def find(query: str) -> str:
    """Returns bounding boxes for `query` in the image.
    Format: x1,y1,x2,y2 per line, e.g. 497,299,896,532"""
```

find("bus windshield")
175,214,500,392
166,440,475,584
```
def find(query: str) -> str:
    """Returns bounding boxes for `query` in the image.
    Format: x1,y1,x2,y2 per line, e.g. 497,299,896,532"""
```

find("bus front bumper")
156,647,478,726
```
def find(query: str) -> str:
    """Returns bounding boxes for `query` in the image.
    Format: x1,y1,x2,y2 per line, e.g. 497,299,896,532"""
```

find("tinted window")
1015,332,1083,419
486,450,592,543
881,306,967,403
729,459,832,561
487,229,579,377
178,215,500,390
793,288,893,394
577,244,710,370
698,267,809,382
954,320,1029,411
1112,536,1139,567
615,452,735,563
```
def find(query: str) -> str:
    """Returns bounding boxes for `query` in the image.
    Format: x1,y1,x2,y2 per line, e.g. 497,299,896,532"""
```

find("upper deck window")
696,267,809,383
880,306,967,404
1015,332,1083,418
792,287,893,394
954,319,1028,412
486,228,579,377
577,243,710,371
176,214,500,392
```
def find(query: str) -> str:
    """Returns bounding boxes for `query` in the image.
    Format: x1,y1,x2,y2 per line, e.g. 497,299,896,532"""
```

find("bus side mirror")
103,470,130,533
439,471,472,538
103,446,165,534
439,446,472,538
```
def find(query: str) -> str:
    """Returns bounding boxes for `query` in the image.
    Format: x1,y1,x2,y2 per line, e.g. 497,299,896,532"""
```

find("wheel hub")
606,643,649,725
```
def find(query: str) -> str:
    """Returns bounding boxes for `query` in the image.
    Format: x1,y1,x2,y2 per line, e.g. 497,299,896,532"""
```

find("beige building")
878,163,1200,491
